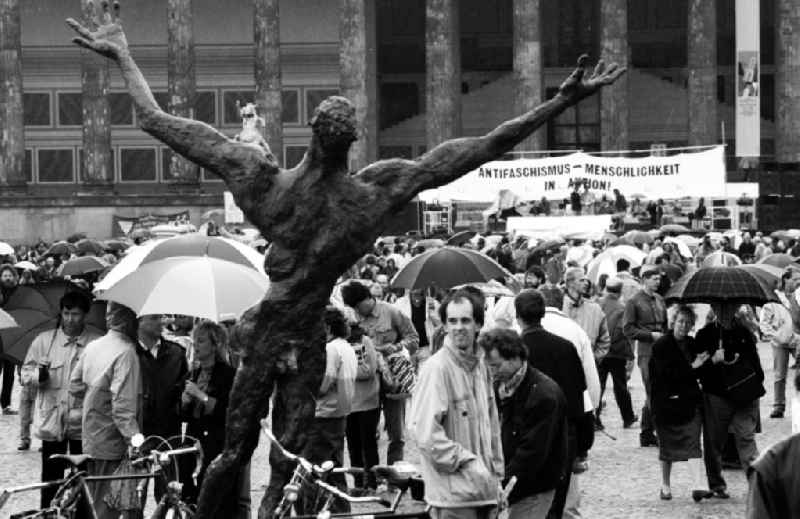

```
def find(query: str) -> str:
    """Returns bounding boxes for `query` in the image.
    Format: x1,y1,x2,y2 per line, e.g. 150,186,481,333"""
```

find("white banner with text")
419,145,727,202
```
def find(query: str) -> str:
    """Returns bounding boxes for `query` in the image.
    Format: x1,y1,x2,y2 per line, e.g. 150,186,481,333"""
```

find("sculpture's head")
309,96,357,153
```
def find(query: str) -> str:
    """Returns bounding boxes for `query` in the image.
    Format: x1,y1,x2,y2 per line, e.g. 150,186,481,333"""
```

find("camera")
38,361,51,384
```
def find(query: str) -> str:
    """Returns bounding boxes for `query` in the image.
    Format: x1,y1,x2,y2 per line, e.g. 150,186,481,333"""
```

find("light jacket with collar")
563,294,611,360
21,327,102,442
410,340,504,509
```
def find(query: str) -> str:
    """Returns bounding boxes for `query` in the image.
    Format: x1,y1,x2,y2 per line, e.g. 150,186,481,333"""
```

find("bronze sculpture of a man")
67,2,624,516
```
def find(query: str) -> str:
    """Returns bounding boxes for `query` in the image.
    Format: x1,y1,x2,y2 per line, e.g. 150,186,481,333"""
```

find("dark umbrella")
65,232,87,244
660,224,690,235
0,281,106,363
665,267,778,306
531,239,564,255
658,262,684,282
446,230,477,247
758,253,797,269
60,256,109,277
103,239,131,253
75,238,106,257
391,246,511,290
44,241,78,257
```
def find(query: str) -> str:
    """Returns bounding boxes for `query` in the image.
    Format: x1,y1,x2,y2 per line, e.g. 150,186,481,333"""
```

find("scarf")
497,363,527,401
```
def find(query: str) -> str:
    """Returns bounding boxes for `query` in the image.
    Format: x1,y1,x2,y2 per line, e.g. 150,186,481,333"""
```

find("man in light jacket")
410,289,504,519
21,291,102,508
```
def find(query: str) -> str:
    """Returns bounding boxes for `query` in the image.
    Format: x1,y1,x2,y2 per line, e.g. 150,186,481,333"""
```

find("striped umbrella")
665,267,778,305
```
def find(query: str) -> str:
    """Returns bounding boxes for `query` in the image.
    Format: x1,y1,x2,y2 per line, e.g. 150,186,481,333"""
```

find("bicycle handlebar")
313,480,393,507
131,437,205,484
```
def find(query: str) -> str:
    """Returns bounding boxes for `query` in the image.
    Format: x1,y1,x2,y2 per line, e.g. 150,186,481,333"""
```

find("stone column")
513,0,544,151
599,0,629,152
254,0,283,165
776,0,800,163
167,0,199,183
340,0,377,171
425,0,460,150
0,0,26,188
687,0,717,146
80,0,113,188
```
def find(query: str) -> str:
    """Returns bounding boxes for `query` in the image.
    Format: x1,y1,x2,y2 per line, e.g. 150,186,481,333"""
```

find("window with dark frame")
546,87,600,152
24,93,51,126
120,148,157,182
110,93,134,126
195,91,217,125
223,90,256,125
57,92,82,126
37,149,75,183
24,149,33,183
282,89,300,124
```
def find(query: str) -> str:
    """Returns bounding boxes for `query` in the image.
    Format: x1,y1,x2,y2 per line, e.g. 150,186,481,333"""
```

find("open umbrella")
201,208,224,221
531,239,564,255
662,236,693,259
45,241,77,257
0,242,14,256
701,251,742,268
623,230,654,245
391,246,511,290
739,263,784,290
0,281,106,363
446,231,476,247
98,257,270,322
94,235,265,295
676,234,701,247
565,245,595,267
75,238,105,256
770,229,800,243
65,232,87,244
0,309,18,331
14,261,38,271
758,253,797,269
586,245,647,283
60,256,109,277
454,279,516,298
665,267,778,306
103,239,131,253
660,224,690,235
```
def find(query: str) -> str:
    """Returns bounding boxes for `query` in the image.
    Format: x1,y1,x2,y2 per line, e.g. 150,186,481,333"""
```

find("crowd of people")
0,223,798,518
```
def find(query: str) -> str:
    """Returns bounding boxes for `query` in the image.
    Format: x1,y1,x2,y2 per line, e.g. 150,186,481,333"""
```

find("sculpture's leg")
194,299,326,518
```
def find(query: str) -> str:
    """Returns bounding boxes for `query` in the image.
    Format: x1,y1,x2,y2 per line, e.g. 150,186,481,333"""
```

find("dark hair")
597,274,608,292
60,291,91,314
323,306,350,339
616,258,630,272
340,281,372,308
478,328,528,361
515,289,546,323
525,265,546,283
348,323,366,343
438,289,484,327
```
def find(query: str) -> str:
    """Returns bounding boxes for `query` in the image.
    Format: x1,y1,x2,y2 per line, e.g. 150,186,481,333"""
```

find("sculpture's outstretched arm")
66,1,279,212
357,55,625,204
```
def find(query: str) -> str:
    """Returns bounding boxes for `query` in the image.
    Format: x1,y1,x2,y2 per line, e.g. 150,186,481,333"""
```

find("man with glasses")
623,265,667,447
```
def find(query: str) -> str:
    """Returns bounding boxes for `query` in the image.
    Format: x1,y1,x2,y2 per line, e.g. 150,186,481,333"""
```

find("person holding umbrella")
694,303,765,500
20,291,102,507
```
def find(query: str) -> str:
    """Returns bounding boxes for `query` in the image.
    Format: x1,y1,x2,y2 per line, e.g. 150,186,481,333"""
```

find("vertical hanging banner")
735,0,760,157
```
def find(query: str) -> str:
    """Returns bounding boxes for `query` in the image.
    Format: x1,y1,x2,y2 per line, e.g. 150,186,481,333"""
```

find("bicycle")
262,418,429,519
0,433,203,519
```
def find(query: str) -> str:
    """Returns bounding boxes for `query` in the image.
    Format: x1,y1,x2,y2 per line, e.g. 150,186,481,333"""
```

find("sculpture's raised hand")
558,54,627,103
66,0,127,61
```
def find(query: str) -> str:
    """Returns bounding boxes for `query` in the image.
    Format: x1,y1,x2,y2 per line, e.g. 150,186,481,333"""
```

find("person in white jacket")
759,275,798,419
410,289,504,519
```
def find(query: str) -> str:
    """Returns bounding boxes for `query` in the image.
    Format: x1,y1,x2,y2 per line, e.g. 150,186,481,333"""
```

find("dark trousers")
381,396,405,464
346,408,380,489
41,439,84,508
304,416,349,513
597,357,635,422
701,393,759,491
547,423,576,519
576,412,595,459
637,353,655,438
0,359,15,408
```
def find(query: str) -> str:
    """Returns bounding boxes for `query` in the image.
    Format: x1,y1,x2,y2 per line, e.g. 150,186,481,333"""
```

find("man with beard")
21,292,102,507
0,264,19,415
136,314,189,504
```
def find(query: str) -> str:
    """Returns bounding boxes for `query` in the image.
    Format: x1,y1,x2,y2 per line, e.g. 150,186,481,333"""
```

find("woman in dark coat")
180,321,236,508
650,305,711,501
